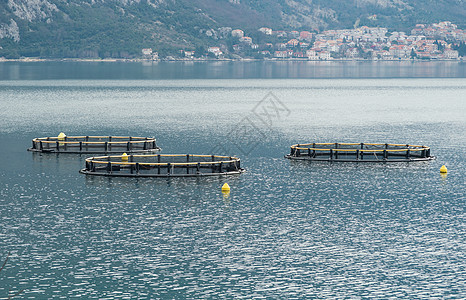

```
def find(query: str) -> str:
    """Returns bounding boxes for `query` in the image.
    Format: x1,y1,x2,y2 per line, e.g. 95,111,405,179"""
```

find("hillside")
0,0,465,58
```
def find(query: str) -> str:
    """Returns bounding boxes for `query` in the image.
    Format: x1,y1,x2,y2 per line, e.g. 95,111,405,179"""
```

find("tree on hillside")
452,42,466,56
434,40,444,51
194,45,206,58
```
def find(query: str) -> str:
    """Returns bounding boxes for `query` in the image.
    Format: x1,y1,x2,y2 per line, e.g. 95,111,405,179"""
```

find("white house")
259,27,273,35
231,29,244,38
444,50,459,59
208,47,223,57
306,49,317,59
319,51,331,60
142,48,153,56
240,36,253,44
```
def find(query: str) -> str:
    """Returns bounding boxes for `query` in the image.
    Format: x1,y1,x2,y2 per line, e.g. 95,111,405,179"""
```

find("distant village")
143,21,466,61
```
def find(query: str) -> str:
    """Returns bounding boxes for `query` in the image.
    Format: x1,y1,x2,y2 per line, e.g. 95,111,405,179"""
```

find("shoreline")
0,57,464,63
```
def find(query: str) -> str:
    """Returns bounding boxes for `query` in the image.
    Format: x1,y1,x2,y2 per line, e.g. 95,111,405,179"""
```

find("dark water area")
0,63,465,298
1,60,465,80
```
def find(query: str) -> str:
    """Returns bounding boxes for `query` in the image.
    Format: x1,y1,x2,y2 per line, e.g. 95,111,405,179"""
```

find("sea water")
0,61,465,298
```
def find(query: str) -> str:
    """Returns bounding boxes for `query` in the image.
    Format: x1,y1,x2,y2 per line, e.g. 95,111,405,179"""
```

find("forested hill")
1,0,465,58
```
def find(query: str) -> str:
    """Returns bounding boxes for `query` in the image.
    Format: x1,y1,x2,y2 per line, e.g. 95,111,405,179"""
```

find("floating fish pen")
286,143,434,162
79,154,245,177
28,135,160,154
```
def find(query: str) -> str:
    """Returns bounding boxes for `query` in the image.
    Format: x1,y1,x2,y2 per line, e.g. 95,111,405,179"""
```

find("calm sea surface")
0,62,465,298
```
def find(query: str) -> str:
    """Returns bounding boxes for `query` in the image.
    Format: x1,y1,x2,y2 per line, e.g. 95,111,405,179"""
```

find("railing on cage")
29,136,160,153
80,154,244,177
286,142,434,162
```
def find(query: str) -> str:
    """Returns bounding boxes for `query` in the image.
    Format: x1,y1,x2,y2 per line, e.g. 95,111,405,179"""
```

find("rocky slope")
0,0,465,58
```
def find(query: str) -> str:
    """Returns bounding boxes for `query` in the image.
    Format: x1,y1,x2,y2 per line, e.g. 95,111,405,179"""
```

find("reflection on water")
0,71,465,298
0,61,465,80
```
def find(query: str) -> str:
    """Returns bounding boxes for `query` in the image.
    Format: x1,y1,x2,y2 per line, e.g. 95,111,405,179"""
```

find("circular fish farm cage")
286,143,435,162
79,154,245,177
28,136,160,154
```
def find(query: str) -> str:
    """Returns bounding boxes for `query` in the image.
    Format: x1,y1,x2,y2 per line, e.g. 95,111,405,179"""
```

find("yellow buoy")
221,183,230,192
121,153,129,162
440,165,448,173
57,132,66,146
57,132,66,140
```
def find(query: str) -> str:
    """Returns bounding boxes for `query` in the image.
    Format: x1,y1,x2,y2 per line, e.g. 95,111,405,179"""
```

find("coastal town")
143,21,466,61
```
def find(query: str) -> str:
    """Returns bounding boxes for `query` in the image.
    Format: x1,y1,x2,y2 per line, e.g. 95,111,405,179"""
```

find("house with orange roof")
299,31,313,41
274,50,287,58
240,36,253,44
287,39,299,47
